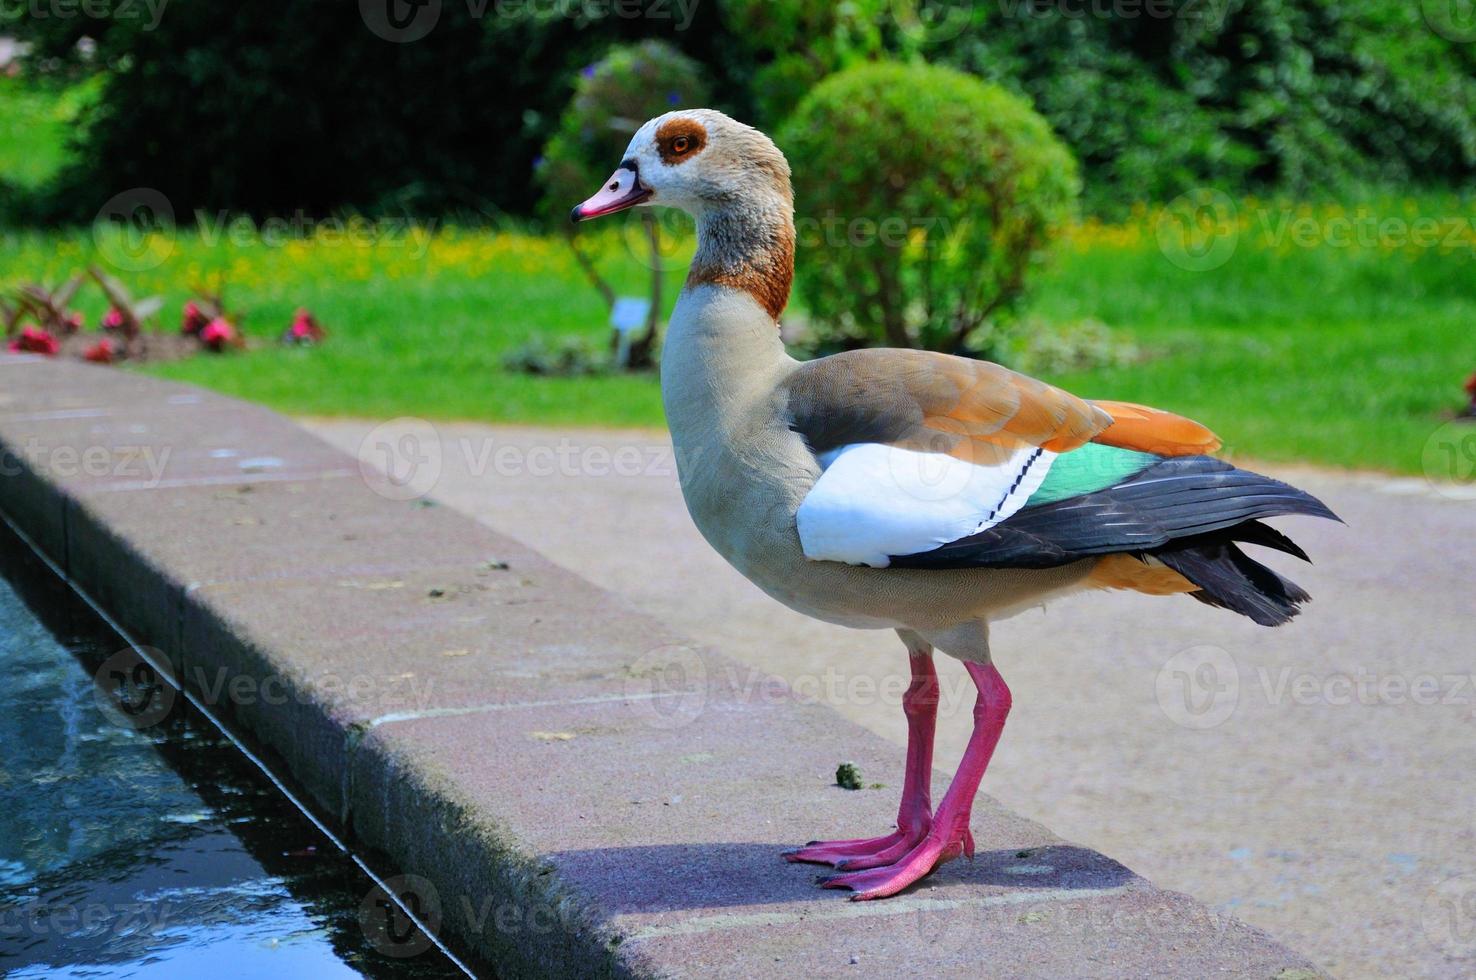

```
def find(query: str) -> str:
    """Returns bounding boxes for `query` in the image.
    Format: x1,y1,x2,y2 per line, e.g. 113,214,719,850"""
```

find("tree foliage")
7,0,750,222
930,0,1476,206
4,0,1474,222
718,0,897,126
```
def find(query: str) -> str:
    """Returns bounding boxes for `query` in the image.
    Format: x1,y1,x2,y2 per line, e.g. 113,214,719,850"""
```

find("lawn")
1040,202,1476,472
3,79,1473,476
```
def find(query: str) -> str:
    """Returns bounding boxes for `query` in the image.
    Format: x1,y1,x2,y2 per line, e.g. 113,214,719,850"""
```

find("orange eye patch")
656,118,708,165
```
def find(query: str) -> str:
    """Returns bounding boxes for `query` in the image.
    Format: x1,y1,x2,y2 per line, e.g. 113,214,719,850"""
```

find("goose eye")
672,136,691,154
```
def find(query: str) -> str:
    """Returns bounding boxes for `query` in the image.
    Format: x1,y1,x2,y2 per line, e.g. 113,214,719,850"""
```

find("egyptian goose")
572,109,1338,901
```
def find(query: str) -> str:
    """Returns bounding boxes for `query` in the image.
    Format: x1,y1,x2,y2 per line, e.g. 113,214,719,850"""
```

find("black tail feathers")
1152,520,1317,627
887,454,1340,626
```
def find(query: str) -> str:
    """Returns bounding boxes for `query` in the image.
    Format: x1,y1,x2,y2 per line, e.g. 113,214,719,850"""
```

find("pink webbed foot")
818,827,976,900
782,826,927,869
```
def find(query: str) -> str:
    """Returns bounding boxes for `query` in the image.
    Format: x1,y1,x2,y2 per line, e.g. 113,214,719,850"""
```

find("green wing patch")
1026,442,1159,507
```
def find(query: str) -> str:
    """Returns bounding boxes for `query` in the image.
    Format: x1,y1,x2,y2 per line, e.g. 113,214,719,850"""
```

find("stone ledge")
0,355,1320,978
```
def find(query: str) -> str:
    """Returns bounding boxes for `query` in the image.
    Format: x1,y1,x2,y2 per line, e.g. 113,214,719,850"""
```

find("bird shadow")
546,842,1134,915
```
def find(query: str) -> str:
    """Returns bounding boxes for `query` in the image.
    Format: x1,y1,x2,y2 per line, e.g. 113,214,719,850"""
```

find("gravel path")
309,418,1476,980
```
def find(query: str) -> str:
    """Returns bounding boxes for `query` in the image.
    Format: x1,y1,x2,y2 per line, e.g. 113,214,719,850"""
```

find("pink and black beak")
570,160,652,222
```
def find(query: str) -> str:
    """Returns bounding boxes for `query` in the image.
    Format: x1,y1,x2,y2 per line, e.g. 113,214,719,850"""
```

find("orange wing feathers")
1086,553,1199,596
784,354,1217,462
1090,400,1221,456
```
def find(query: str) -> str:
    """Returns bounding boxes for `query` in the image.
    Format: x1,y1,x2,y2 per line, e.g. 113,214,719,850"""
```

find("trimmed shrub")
779,62,1080,355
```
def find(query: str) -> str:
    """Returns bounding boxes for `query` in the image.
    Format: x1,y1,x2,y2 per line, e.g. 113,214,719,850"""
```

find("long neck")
661,283,796,479
686,196,795,322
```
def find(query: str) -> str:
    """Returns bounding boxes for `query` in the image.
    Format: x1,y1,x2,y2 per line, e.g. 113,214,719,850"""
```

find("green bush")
501,335,612,377
933,0,1476,207
537,40,710,368
779,62,1080,355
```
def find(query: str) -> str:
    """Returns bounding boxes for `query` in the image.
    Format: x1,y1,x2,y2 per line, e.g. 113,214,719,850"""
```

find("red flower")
101,307,127,332
83,338,116,364
7,326,60,356
181,301,210,336
200,317,238,352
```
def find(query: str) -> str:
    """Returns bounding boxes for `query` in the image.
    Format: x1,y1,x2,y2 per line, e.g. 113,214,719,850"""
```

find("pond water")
0,522,475,979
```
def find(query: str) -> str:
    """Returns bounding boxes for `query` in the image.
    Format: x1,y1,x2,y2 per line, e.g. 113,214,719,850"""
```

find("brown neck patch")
656,118,708,166
688,219,794,322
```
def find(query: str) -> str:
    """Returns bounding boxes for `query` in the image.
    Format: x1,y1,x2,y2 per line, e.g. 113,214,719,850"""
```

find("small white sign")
610,297,651,334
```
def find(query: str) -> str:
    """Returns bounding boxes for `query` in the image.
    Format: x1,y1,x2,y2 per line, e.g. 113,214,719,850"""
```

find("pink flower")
8,326,61,356
101,307,127,332
281,308,326,346
181,301,209,336
83,338,116,364
200,317,238,352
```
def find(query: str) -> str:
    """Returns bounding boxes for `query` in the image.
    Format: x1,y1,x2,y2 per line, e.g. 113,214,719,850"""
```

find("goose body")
572,108,1338,900
661,283,1096,637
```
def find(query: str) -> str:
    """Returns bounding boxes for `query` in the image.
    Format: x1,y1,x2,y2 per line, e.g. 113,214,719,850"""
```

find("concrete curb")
0,356,1322,978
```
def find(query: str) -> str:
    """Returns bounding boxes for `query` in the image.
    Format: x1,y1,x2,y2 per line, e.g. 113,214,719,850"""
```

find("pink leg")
821,660,1012,900
784,639,941,868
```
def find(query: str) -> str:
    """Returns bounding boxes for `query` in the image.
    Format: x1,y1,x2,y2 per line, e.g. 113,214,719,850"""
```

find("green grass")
2,185,1472,475
1036,200,1476,472
1,223,679,427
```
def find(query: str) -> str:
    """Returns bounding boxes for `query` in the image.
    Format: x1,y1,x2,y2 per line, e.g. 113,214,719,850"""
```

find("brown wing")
783,348,1113,463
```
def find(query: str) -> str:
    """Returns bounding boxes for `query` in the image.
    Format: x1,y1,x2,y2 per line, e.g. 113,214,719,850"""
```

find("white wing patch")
796,442,1057,567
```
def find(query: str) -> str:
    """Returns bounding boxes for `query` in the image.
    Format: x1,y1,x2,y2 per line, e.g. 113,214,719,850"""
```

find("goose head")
570,109,791,222
571,109,796,320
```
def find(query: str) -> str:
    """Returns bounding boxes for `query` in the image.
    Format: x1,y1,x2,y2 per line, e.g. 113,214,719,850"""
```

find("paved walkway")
310,418,1476,979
